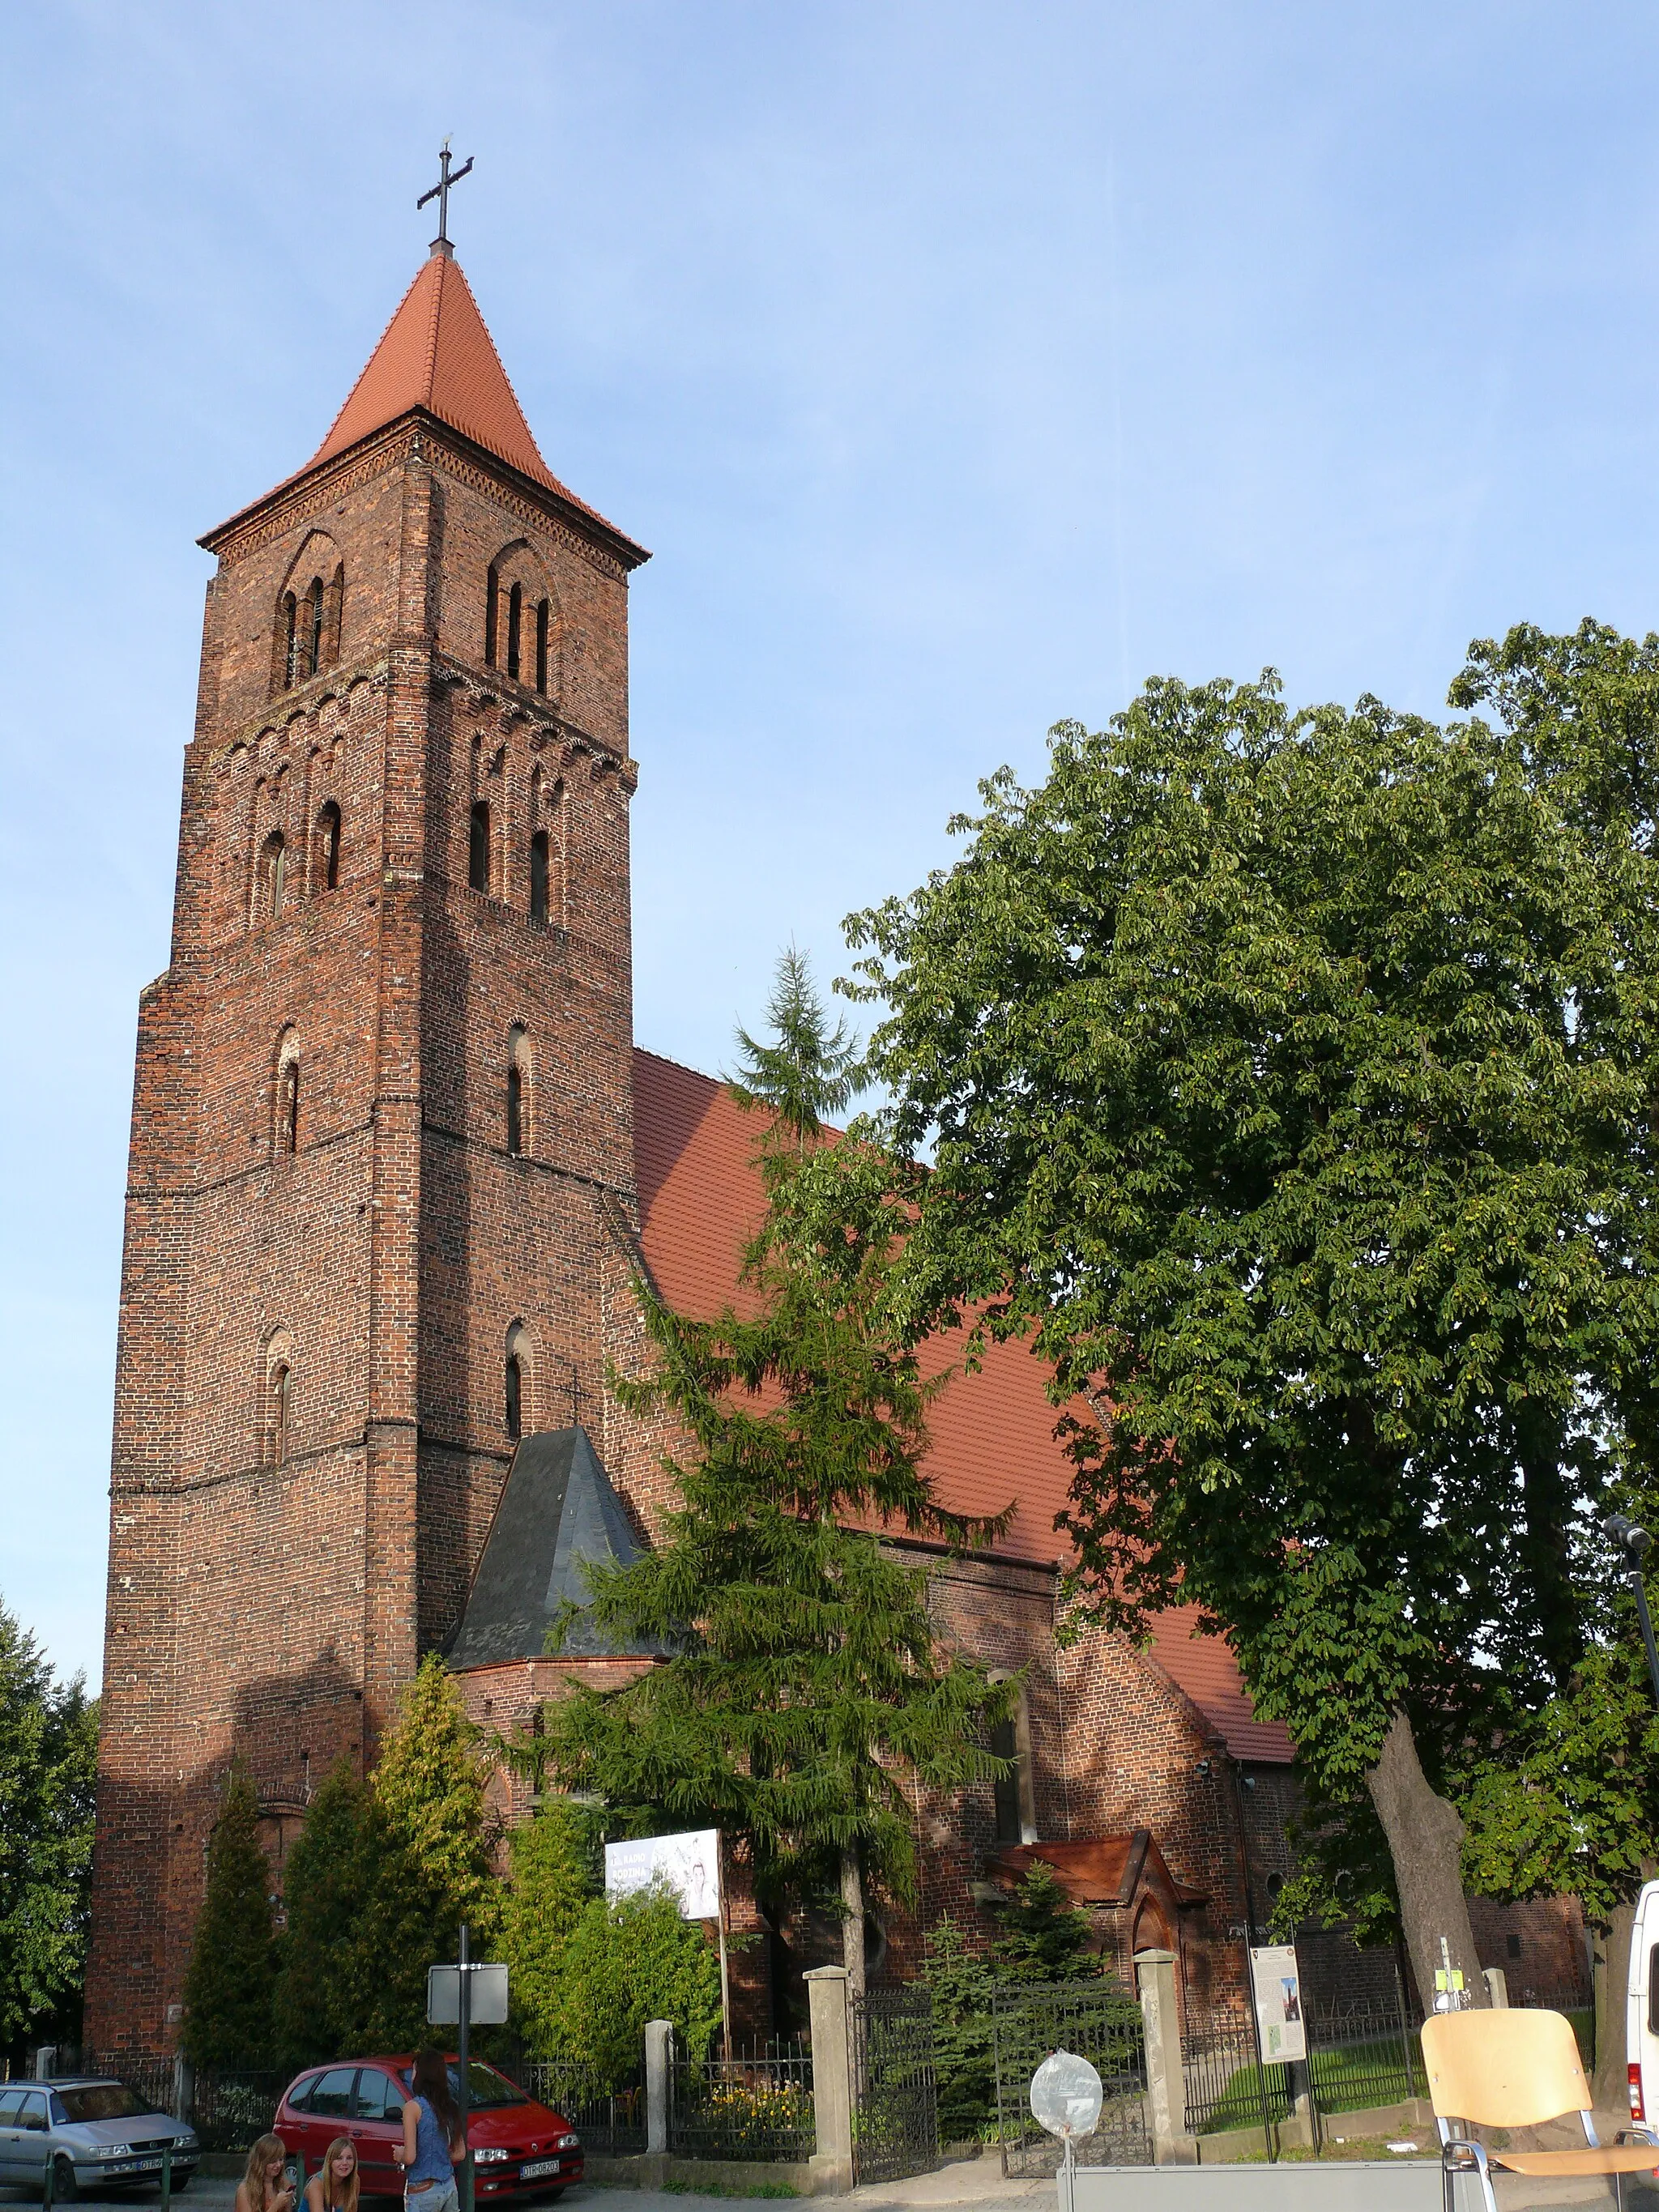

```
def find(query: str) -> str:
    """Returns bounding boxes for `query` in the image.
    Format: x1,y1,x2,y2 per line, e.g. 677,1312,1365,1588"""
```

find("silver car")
0,2078,200,2199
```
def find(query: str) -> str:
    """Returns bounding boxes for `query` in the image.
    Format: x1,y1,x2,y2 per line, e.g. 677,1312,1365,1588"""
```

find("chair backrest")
1420,2009,1590,2128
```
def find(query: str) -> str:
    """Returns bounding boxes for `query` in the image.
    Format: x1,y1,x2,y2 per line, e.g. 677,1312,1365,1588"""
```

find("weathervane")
418,137,474,249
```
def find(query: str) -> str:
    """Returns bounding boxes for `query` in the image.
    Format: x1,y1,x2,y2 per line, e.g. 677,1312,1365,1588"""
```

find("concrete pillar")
1135,1950,1198,2166
806,1964,855,2194
1483,1967,1509,2008
645,2020,672,2156
171,2052,194,2124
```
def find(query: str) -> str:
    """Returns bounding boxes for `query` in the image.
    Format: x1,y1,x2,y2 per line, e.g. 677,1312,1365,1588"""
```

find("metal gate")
992,1980,1152,2174
851,1984,940,2185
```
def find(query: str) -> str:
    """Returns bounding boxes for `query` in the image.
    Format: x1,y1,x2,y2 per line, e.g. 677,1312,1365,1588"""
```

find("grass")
660,2184,800,2199
1200,2037,1418,2131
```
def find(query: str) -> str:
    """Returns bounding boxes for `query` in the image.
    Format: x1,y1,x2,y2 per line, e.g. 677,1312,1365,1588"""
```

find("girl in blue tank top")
399,2048,463,2212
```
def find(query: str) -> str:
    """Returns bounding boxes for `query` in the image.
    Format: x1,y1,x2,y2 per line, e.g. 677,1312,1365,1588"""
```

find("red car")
274,2058,583,2201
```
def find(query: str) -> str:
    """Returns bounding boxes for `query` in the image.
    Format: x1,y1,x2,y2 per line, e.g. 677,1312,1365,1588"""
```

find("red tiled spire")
305,246,618,531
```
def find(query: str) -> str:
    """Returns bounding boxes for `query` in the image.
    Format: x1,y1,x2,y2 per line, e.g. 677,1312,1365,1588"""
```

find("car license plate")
518,2159,561,2180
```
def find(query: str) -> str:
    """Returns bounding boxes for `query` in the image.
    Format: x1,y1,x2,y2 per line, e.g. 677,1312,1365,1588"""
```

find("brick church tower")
85,237,649,2055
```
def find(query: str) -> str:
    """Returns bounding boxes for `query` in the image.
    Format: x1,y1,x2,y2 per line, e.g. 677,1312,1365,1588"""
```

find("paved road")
4,2160,1657,2211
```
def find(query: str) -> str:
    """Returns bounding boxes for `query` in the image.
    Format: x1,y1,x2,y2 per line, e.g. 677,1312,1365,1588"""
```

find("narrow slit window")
306,578,324,677
484,567,499,666
317,802,341,891
505,1353,522,1442
506,1062,523,1156
530,830,550,927
989,1713,1023,1845
535,599,549,693
260,832,288,920
469,802,491,893
283,593,300,688
277,1057,300,1156
506,583,522,681
271,1363,292,1464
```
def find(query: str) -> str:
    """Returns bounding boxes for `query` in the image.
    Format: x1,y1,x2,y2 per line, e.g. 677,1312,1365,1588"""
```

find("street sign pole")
458,1921,473,2212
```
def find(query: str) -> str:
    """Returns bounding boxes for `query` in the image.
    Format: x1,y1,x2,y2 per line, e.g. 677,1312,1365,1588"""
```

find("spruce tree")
0,1601,97,2052
990,1865,1101,1982
272,1758,377,2069
540,951,1017,2002
181,1765,276,2066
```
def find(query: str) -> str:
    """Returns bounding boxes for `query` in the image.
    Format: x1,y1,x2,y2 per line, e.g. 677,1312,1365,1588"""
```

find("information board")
1248,1942,1307,2062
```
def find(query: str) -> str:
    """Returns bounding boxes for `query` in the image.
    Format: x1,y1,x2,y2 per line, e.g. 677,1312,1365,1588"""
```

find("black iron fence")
992,1980,1150,2176
515,2062,647,2157
669,2037,815,2164
1301,1986,1422,2116
188,2070,287,2152
1181,2011,1291,2142
851,1985,938,2186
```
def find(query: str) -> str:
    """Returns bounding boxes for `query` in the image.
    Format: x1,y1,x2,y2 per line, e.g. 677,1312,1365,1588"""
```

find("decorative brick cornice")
200,413,646,581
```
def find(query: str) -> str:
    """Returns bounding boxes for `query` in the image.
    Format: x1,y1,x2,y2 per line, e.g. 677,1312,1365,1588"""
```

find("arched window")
272,1363,291,1461
282,593,300,688
469,802,491,893
530,830,550,927
316,802,342,892
323,561,345,667
535,599,550,693
484,565,499,667
989,1681,1038,1846
505,1320,531,1441
259,831,288,920
305,578,324,678
277,1053,300,1156
506,582,522,682
506,1025,532,1157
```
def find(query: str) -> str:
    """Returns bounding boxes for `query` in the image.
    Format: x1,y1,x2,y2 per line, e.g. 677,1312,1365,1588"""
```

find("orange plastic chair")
1421,2007,1659,2210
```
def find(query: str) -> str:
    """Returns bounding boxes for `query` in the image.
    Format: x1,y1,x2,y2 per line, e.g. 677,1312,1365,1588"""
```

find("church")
84,216,1578,2056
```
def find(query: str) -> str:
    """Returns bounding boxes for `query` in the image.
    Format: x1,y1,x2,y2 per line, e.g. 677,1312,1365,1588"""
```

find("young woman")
399,2048,465,2212
305,2138,360,2212
237,2135,296,2212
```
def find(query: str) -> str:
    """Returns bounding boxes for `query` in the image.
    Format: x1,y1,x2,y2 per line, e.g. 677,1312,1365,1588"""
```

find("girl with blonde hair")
236,2134,296,2212
305,2137,360,2212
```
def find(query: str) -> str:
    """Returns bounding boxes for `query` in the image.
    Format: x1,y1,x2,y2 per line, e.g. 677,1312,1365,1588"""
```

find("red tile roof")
630,1048,1294,1764
987,1834,1208,1907
214,251,645,556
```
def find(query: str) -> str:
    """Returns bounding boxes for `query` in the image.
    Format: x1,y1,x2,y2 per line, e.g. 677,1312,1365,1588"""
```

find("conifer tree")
989,1865,1101,1982
501,1799,594,2057
358,1656,501,2048
273,1758,377,2069
0,1600,97,2052
539,952,1016,2003
181,1766,276,2066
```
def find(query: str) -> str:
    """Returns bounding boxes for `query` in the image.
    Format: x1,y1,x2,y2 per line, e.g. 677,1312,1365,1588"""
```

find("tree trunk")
1593,1899,1638,2116
841,1845,867,2008
1365,1710,1489,2014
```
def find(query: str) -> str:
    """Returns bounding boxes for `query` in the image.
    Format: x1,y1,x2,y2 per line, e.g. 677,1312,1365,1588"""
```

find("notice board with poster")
604,1829,722,1920
1248,1943,1307,2062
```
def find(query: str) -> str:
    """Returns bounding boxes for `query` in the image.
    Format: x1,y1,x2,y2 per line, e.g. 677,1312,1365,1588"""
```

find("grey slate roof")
445,1426,660,1667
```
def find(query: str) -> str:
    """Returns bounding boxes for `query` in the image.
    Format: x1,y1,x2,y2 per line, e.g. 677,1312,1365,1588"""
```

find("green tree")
548,1885,724,2088
273,1758,379,2069
918,1917,1000,2140
181,1766,276,2065
990,1865,1099,1982
0,1602,98,2054
501,1799,594,2057
356,1656,502,2049
540,952,1016,2004
848,650,1659,2013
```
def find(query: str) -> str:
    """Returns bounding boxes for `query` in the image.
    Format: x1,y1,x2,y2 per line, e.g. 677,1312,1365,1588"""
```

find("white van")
1627,1879,1659,2124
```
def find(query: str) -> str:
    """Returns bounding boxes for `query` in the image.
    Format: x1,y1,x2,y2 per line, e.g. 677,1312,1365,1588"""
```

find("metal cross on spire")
417,138,474,249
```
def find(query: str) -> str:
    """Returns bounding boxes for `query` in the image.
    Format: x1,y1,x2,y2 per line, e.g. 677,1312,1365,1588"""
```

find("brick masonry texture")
86,261,1588,2057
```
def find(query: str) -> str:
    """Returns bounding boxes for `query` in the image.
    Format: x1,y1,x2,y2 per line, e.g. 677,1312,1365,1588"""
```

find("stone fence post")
1135,1950,1197,2166
805,1965,854,2194
172,2052,194,2125
645,2019,672,2166
1483,1967,1509,2008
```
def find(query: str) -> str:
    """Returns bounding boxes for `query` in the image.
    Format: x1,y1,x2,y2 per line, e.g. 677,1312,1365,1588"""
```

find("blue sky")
6,2,1659,1688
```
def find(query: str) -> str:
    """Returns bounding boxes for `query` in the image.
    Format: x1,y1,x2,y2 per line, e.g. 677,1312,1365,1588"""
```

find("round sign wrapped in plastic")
1030,2048,1104,2141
